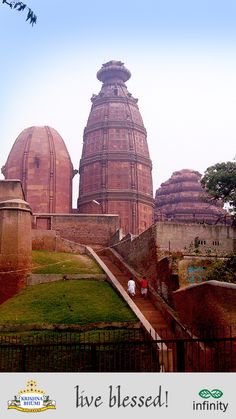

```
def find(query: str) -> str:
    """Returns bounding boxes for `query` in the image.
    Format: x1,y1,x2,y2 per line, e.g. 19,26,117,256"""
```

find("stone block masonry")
33,214,120,246
0,181,32,304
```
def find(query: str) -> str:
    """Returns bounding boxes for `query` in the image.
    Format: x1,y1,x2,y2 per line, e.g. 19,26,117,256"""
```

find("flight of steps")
97,252,172,339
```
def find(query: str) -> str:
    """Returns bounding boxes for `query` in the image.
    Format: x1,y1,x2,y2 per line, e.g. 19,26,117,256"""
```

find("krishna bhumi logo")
8,380,56,413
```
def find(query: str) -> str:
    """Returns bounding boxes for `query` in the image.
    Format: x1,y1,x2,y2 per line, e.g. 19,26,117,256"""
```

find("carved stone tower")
77,60,154,234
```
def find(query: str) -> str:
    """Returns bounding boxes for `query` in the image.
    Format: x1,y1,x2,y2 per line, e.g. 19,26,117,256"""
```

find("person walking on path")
140,275,148,298
127,277,136,297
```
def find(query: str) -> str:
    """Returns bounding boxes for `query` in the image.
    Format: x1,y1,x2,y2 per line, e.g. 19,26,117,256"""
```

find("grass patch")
0,280,137,325
32,250,103,274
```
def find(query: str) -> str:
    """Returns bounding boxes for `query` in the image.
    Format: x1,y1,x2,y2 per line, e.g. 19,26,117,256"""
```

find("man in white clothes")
127,277,136,297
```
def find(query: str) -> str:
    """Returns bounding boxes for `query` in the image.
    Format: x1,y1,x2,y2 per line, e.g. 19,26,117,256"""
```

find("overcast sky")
0,0,235,206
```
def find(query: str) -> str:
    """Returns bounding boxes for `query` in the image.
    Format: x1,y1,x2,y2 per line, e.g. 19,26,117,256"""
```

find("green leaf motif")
199,389,211,398
199,389,223,399
211,389,223,399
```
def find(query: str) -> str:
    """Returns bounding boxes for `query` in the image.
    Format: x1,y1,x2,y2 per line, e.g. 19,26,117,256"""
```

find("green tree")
201,161,236,219
206,255,236,283
1,0,37,25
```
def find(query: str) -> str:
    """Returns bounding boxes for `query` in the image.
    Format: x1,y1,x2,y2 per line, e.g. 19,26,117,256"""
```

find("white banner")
1,372,235,418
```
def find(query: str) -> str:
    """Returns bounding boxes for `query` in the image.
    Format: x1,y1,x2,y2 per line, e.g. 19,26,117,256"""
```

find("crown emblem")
19,380,45,395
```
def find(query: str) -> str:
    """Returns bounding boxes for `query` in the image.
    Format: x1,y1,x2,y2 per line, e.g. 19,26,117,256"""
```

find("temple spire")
78,60,154,235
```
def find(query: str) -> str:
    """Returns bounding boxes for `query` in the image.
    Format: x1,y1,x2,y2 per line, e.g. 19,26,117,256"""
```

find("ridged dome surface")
78,60,154,235
2,126,73,213
155,169,229,224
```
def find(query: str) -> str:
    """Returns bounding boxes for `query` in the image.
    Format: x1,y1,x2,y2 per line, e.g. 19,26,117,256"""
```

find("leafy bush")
206,255,236,283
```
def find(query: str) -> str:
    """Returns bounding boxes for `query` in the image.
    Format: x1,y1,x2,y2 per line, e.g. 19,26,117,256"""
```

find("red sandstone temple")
155,169,229,224
2,62,230,232
77,60,154,235
2,126,74,214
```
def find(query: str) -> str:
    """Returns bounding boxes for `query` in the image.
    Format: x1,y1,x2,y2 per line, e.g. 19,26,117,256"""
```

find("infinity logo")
199,389,223,399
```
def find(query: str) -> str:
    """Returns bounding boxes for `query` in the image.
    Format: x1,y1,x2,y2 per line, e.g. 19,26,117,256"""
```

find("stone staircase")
86,247,236,372
87,247,174,340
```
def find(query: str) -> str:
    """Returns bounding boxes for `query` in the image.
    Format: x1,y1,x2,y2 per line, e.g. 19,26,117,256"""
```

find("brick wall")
172,280,236,331
33,214,120,246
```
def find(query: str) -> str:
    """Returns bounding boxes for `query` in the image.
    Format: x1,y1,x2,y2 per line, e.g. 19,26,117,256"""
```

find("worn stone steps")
98,253,170,337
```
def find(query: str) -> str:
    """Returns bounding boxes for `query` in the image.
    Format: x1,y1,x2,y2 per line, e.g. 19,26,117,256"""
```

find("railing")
0,330,235,373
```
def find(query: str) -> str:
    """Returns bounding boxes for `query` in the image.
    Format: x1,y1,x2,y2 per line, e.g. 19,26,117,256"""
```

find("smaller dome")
3,126,74,213
155,169,230,224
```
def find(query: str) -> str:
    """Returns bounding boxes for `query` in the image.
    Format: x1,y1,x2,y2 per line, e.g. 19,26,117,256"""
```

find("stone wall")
113,223,235,271
155,222,235,256
113,225,157,282
113,222,236,303
32,230,56,251
32,230,86,254
172,280,236,332
33,214,120,246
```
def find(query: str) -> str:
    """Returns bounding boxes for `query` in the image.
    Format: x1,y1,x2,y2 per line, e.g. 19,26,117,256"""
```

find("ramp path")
86,247,173,340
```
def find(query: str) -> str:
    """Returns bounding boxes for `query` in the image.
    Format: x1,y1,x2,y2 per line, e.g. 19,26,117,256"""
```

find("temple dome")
2,126,74,213
155,169,230,224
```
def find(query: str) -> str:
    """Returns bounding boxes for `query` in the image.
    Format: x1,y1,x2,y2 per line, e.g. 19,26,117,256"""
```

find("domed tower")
155,169,229,224
78,60,154,235
2,126,74,213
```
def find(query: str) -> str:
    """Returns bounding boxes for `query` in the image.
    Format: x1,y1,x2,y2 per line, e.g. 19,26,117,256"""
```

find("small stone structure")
0,180,32,303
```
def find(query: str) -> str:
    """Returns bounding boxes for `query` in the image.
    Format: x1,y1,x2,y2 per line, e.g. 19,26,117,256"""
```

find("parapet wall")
173,281,236,332
33,213,120,246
